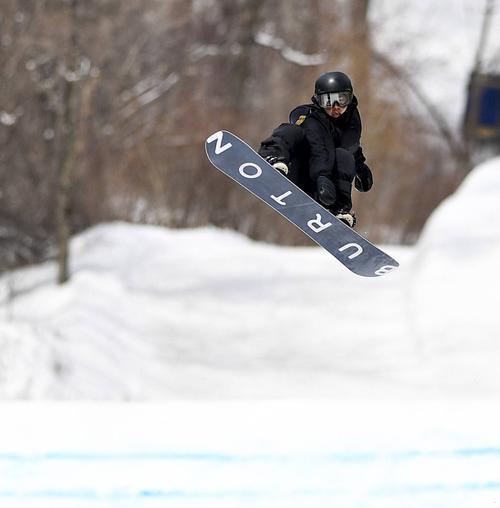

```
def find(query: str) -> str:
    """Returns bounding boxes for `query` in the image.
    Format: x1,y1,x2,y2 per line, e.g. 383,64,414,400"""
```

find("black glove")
316,175,337,207
354,163,373,192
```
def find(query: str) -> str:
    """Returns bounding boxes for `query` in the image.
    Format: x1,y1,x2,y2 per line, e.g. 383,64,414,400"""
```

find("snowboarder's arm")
343,110,373,193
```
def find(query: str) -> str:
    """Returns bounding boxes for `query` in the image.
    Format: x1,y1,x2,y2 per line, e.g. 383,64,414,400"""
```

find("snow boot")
335,208,356,228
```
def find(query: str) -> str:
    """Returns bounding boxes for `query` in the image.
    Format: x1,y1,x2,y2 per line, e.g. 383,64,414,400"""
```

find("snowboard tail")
205,130,399,277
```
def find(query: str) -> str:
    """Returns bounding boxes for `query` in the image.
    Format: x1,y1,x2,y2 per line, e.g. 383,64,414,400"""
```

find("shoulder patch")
295,115,307,126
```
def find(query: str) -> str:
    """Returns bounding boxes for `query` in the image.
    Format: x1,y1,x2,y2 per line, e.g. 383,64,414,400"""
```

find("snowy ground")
1,154,500,505
0,222,415,399
0,224,481,401
1,401,500,508
1,162,500,401
1,217,497,400
1,159,500,507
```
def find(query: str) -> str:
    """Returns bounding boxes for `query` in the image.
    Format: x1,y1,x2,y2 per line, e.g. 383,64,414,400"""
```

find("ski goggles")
316,91,352,109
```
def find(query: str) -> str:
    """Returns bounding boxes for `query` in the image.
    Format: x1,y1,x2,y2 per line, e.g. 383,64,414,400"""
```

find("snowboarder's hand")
355,163,373,192
316,175,337,207
265,156,289,175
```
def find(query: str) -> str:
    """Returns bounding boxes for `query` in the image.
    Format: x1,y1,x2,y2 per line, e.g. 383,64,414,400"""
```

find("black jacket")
289,97,365,182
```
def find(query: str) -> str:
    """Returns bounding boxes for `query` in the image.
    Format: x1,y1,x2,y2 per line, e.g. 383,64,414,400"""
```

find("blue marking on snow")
2,482,500,500
2,447,500,502
1,446,500,462
0,490,267,500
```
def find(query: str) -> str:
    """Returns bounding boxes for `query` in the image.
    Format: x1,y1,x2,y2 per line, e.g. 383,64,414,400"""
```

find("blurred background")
1,0,498,278
1,0,500,506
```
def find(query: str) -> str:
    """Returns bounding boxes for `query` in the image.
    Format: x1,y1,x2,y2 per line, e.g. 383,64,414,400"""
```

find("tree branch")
371,49,469,164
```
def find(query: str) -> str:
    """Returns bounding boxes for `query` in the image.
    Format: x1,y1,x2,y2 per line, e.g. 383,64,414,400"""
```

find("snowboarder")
258,71,373,227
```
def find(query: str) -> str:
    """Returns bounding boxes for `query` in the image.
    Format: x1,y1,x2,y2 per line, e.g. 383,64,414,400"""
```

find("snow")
0,111,16,126
254,31,327,66
1,158,500,401
0,223,411,399
411,156,500,360
1,401,500,507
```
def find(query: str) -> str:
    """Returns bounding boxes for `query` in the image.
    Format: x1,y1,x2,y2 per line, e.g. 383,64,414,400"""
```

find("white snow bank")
1,223,415,400
1,155,500,401
411,156,500,354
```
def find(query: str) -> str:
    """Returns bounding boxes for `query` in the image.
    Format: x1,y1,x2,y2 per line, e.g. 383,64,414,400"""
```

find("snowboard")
205,130,399,278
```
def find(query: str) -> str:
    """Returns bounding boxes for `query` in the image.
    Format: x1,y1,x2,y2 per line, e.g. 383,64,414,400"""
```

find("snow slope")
0,224,414,399
411,156,500,367
1,158,500,400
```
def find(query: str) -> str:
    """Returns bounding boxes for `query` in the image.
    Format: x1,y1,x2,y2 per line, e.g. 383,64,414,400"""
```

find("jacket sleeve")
344,111,373,192
340,109,366,169
353,146,366,167
302,116,336,182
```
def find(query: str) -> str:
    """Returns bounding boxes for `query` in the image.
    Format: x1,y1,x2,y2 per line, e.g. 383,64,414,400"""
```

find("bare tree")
55,0,81,284
0,0,485,276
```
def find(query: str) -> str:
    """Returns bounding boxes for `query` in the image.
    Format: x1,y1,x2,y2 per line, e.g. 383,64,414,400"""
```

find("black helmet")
314,71,353,95
314,71,353,109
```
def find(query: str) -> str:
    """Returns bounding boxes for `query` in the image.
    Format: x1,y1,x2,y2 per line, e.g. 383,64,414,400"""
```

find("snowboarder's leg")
258,124,307,185
332,147,356,212
330,147,357,227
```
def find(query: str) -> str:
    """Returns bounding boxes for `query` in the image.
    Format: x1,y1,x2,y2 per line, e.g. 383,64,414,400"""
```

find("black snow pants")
258,124,357,211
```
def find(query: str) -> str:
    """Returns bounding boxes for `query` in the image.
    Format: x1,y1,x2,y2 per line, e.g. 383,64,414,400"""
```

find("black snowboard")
205,130,399,278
